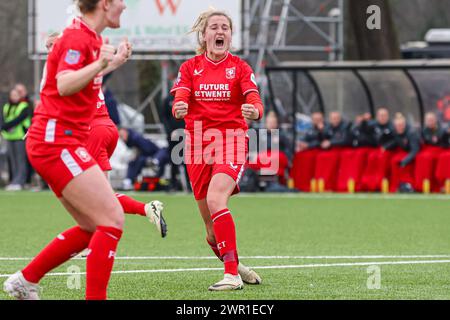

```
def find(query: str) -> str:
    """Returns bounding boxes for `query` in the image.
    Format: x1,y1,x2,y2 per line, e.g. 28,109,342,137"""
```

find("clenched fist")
114,37,132,67
241,104,259,120
173,101,188,119
99,38,115,69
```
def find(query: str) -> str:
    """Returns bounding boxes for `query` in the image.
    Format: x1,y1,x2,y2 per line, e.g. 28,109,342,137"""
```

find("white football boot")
145,200,167,238
3,271,41,300
208,273,244,291
238,263,262,285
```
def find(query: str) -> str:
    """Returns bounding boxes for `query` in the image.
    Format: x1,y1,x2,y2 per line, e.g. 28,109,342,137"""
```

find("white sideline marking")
238,193,450,200
1,259,450,278
2,254,450,261
1,191,449,201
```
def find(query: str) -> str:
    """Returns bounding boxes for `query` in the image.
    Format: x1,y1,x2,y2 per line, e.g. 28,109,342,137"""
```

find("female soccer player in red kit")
3,0,128,300
171,10,263,291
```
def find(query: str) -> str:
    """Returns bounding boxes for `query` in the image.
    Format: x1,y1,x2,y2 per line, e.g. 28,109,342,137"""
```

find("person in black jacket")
320,111,352,150
432,118,450,192
314,111,351,191
296,112,327,151
336,112,377,192
442,125,450,148
251,111,291,186
292,112,326,191
388,113,421,192
350,113,377,148
361,107,396,191
160,93,189,191
421,112,446,147
370,108,396,150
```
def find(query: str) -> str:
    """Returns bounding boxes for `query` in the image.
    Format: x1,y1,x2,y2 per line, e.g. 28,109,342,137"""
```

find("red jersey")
29,18,103,142
170,52,259,134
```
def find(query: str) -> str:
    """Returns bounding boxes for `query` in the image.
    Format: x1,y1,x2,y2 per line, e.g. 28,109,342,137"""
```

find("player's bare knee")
78,223,96,233
103,203,125,229
106,213,125,230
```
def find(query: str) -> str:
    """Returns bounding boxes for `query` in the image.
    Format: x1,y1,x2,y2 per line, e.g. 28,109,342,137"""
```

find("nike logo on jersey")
194,69,204,76
230,162,238,171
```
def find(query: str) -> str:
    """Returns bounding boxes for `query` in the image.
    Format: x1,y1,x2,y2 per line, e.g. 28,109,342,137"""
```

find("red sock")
86,226,123,300
211,208,239,276
115,193,146,216
22,226,92,284
206,238,223,261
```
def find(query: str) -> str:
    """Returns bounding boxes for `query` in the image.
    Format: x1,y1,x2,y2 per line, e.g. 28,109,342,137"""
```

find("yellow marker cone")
287,178,295,190
446,179,450,195
347,179,355,194
422,179,430,194
381,178,389,194
318,179,325,193
310,179,317,193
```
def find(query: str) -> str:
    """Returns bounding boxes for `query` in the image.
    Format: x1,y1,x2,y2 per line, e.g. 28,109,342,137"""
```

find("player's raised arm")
57,40,115,96
102,36,133,75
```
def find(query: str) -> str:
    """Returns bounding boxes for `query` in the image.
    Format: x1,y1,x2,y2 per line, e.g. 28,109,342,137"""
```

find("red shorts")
187,161,246,200
86,124,119,171
186,138,248,200
26,137,97,197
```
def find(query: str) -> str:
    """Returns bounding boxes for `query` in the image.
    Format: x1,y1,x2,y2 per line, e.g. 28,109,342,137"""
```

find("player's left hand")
241,104,259,120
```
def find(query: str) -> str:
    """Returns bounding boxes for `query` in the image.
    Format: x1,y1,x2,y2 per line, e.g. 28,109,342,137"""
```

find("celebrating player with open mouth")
3,0,141,300
171,9,264,291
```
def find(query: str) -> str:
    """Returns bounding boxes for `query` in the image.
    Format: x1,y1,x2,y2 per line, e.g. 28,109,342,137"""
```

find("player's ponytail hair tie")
190,7,234,55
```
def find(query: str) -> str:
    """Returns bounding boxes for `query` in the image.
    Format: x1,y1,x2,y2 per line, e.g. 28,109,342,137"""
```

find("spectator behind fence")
119,127,170,191
414,112,446,192
385,113,420,193
1,88,32,190
291,111,326,191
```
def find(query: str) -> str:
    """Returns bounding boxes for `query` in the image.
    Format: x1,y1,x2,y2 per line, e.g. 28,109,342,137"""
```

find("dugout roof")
265,59,450,129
